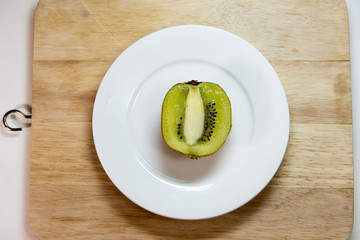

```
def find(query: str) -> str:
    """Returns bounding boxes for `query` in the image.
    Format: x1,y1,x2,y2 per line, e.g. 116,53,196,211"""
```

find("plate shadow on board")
114,182,274,239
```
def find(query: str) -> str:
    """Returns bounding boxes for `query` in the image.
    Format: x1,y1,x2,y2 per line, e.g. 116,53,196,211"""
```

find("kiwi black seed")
175,102,219,143
176,117,185,140
197,101,218,143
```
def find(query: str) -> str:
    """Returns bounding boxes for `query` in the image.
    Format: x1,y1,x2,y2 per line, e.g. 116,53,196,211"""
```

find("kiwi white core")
183,85,205,145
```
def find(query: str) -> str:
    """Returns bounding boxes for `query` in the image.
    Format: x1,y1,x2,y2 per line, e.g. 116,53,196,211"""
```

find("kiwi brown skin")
161,80,232,160
185,79,201,86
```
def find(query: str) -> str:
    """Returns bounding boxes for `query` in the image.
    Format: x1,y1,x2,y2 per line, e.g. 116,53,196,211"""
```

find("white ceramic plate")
92,25,290,220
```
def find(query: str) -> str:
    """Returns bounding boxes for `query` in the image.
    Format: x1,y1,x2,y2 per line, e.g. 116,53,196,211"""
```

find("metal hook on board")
2,109,32,132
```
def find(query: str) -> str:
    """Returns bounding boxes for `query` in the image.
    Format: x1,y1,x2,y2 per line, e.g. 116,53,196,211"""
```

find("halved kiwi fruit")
161,80,232,159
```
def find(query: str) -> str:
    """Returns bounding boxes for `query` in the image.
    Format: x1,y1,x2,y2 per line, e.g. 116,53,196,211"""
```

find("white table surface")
347,0,360,239
0,0,37,239
0,0,358,239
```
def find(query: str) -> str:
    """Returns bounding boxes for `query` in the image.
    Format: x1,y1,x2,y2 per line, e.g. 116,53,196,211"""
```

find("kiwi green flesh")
161,81,232,159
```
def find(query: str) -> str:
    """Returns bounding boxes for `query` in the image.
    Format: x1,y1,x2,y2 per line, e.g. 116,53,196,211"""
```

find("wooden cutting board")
30,0,353,239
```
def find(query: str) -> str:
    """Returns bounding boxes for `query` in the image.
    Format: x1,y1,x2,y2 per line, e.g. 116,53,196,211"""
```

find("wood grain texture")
33,0,349,61
30,0,353,239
